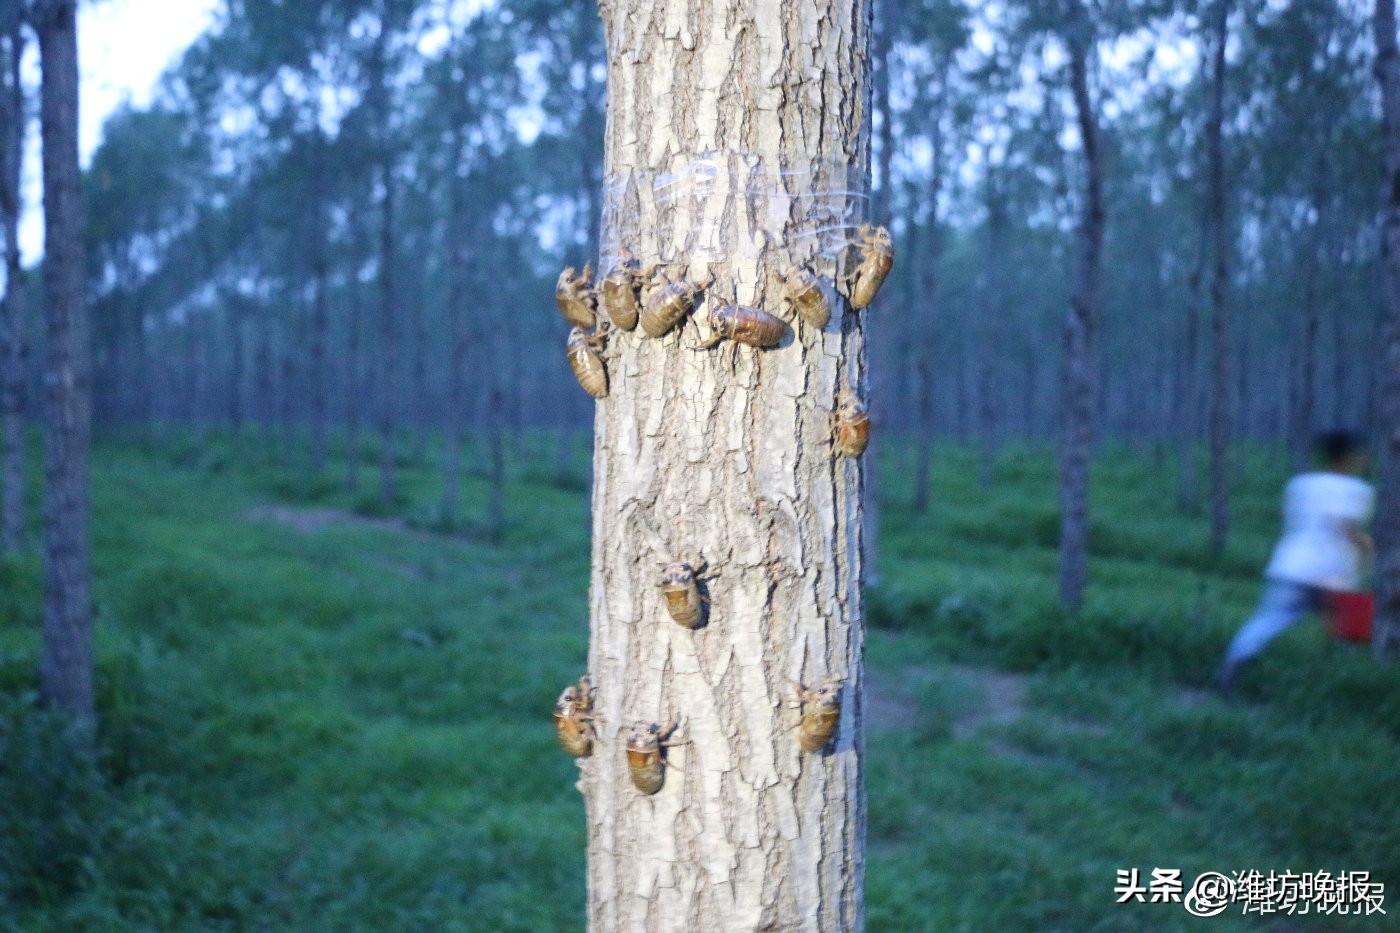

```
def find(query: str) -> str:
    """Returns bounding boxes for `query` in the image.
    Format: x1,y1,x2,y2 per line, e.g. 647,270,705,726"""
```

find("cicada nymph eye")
831,389,870,458
639,274,704,338
553,674,596,758
658,560,706,629
695,303,788,350
600,260,643,331
625,719,681,795
849,224,894,310
566,327,608,399
556,264,597,329
795,677,844,753
781,267,832,329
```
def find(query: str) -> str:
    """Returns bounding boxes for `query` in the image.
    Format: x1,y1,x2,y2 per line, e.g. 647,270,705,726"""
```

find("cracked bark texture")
583,1,871,929
1374,0,1400,660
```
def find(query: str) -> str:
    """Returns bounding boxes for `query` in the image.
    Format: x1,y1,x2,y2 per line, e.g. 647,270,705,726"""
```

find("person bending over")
1214,430,1374,692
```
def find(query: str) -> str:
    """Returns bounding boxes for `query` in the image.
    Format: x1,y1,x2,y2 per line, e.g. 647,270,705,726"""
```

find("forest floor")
2,434,1398,930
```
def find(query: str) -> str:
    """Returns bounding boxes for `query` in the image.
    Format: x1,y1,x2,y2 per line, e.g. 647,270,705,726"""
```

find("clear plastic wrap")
598,150,869,275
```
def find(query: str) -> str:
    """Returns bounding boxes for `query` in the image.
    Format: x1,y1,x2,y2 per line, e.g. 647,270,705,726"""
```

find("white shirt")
1265,472,1375,590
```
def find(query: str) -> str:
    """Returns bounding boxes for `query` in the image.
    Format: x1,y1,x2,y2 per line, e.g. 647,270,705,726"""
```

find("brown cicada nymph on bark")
849,223,894,309
658,560,708,629
566,326,608,399
556,264,597,329
554,675,596,758
793,677,844,753
638,272,705,338
694,303,788,350
625,719,682,795
831,389,870,458
600,259,643,331
781,266,832,330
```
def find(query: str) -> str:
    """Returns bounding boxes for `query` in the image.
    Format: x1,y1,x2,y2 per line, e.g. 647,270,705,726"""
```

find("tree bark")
1207,0,1232,555
0,20,26,554
309,134,330,475
582,1,870,928
36,0,92,724
1058,22,1103,614
376,159,399,505
1372,0,1400,660
227,297,244,434
441,156,469,525
346,215,365,494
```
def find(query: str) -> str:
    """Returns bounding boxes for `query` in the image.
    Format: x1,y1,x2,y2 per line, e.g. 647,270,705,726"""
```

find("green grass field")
2,434,1398,930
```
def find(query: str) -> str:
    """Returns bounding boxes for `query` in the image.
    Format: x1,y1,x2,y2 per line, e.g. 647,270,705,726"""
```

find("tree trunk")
1058,24,1103,614
376,161,398,506
1207,0,1232,555
1176,200,1207,509
441,167,468,525
36,0,92,724
1372,0,1400,660
227,298,244,434
309,135,330,475
346,217,365,494
913,352,934,514
582,1,870,928
1,20,26,554
1294,190,1322,467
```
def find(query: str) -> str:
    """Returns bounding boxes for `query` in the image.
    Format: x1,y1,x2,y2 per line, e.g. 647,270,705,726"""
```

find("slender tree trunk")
36,0,92,724
484,385,506,542
1177,203,1206,509
1207,0,1232,555
227,298,244,434
441,168,468,525
582,1,870,928
913,352,935,514
1372,0,1400,660
376,161,398,505
309,136,330,475
346,217,365,494
1294,193,1322,467
1058,25,1103,614
1,22,26,554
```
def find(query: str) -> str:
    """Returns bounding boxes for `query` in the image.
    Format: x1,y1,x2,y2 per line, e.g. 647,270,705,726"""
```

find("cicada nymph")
553,675,596,758
658,560,708,629
600,259,643,331
625,719,681,795
794,677,844,753
694,304,788,350
849,224,894,309
556,264,597,329
639,272,705,338
781,266,832,330
566,327,608,399
832,389,870,458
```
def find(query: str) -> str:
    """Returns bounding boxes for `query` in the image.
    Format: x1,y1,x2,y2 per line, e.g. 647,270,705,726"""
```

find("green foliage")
1,439,1398,928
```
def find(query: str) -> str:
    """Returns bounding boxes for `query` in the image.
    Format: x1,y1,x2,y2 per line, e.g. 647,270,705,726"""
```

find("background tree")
0,4,25,555
1374,0,1400,660
35,0,92,725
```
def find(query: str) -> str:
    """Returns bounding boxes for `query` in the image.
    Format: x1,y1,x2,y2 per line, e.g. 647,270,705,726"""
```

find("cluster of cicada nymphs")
547,224,892,788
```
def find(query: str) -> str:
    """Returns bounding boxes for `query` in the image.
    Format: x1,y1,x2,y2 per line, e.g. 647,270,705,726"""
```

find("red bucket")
1326,591,1373,643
